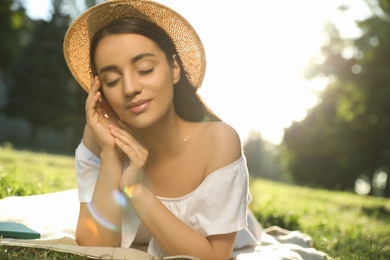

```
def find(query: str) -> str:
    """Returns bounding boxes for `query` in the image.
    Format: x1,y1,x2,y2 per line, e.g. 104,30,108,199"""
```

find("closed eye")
107,78,120,87
138,68,154,76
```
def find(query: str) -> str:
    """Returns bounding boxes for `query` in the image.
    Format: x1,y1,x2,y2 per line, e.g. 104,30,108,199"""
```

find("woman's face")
94,33,180,128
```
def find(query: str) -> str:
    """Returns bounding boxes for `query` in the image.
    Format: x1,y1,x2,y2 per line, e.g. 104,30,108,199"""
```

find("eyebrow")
131,53,156,64
98,65,117,75
98,53,156,75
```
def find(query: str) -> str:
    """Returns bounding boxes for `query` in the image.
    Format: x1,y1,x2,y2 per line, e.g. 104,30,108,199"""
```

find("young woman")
64,1,261,259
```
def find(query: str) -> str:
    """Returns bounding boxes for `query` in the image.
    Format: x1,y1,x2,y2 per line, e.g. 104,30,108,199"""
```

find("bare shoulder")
200,121,242,175
203,121,242,152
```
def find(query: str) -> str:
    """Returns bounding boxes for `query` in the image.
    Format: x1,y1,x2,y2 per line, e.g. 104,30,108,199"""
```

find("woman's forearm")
76,150,123,247
129,185,235,259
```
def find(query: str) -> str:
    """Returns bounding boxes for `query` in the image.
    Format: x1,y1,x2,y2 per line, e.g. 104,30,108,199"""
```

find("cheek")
103,89,122,111
156,68,176,92
157,77,174,101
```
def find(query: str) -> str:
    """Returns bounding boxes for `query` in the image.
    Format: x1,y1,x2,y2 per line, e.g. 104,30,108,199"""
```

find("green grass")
0,245,188,260
250,178,390,260
1,144,390,259
0,245,85,260
0,143,77,198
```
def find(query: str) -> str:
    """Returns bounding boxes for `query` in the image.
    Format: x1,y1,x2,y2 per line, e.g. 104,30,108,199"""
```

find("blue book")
0,222,41,239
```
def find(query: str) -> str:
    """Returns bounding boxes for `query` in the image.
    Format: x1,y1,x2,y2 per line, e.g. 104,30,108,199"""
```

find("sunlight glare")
23,0,371,145
87,203,119,231
195,0,341,145
355,175,371,195
23,0,52,21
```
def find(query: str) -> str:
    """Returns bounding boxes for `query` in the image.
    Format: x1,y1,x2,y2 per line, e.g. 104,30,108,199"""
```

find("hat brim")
63,0,206,92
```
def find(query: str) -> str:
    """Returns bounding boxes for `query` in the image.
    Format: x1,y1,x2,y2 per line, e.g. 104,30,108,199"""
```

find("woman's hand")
109,120,148,194
85,76,119,150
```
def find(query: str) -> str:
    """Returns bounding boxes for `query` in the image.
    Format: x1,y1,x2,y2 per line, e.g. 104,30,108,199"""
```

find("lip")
126,99,152,113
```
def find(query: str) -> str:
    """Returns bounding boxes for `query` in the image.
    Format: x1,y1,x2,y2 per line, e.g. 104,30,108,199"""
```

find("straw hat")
63,0,206,92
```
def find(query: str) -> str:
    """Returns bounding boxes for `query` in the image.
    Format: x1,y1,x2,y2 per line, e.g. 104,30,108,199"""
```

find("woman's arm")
75,77,123,247
115,122,242,259
130,185,237,260
76,126,123,247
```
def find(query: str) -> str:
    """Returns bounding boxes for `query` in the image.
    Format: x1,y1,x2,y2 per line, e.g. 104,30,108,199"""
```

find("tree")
0,0,30,72
59,0,104,19
282,1,390,197
244,130,283,181
4,0,87,150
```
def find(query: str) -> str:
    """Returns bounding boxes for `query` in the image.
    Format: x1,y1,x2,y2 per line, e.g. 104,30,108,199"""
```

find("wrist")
122,183,144,199
100,148,122,160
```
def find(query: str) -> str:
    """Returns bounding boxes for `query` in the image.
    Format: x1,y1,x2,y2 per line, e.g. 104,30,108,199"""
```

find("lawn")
0,143,77,198
250,179,390,259
1,143,389,259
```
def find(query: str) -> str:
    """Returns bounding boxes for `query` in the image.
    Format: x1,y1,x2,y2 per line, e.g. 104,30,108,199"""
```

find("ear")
172,54,181,84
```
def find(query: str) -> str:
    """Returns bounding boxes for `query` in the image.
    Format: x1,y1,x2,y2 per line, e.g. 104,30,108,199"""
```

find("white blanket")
0,189,332,259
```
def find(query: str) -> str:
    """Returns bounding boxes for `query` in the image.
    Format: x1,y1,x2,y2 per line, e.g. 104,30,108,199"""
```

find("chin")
120,117,156,130
121,106,173,129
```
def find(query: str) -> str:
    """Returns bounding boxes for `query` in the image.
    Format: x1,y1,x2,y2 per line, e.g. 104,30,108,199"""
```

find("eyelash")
107,79,119,87
105,68,154,87
138,68,154,75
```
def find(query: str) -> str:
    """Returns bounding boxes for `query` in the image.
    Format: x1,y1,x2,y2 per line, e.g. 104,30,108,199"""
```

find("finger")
118,120,145,146
90,75,101,93
114,137,147,169
110,125,148,159
85,77,105,123
92,77,118,122
110,125,142,150
100,99,119,120
86,91,103,117
86,77,101,107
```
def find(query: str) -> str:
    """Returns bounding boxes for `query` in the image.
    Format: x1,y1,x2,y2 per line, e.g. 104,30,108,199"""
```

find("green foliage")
3,2,87,153
4,8,84,128
336,83,366,123
282,1,390,197
243,131,284,181
250,178,390,260
0,143,76,199
0,0,30,71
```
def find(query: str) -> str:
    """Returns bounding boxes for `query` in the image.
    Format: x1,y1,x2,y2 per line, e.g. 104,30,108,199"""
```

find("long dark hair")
90,18,220,122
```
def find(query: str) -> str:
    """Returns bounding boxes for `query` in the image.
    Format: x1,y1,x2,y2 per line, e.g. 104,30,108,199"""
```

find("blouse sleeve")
75,141,100,202
185,156,251,237
75,142,142,248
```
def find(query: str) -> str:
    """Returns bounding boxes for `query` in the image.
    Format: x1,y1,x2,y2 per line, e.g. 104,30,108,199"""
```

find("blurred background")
0,0,389,198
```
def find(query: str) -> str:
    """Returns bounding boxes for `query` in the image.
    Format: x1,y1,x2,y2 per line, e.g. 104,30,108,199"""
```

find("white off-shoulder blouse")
75,141,261,257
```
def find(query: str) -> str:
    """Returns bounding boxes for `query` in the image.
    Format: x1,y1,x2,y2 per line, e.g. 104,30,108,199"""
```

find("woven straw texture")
63,0,206,92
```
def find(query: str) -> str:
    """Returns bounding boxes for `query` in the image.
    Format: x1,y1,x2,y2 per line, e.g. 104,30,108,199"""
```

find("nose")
123,73,142,97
